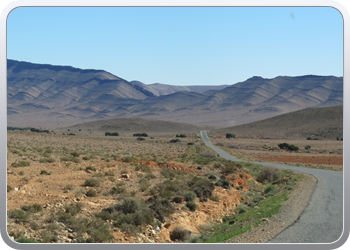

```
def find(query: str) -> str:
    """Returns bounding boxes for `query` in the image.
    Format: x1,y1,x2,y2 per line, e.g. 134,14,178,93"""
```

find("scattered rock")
163,222,171,228
121,174,129,179
262,218,269,222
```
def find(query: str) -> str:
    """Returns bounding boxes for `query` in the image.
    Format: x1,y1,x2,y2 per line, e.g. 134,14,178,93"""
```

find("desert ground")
210,136,343,171
6,128,309,243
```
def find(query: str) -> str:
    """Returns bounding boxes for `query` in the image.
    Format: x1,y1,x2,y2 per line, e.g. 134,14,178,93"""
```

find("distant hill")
209,106,343,140
59,117,211,134
7,59,343,128
130,81,229,96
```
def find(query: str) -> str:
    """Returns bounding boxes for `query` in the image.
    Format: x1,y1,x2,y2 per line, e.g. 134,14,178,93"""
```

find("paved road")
200,131,343,243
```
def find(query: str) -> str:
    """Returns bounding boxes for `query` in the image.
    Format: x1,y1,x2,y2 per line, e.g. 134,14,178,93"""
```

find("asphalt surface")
200,131,343,243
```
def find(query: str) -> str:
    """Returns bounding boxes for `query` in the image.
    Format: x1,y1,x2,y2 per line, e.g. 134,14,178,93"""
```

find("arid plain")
7,107,343,243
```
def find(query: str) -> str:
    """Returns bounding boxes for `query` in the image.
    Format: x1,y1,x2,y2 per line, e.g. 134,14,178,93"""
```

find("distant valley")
7,59,343,128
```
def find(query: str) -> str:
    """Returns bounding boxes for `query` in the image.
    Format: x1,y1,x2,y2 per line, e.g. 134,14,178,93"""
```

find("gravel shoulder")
224,173,317,243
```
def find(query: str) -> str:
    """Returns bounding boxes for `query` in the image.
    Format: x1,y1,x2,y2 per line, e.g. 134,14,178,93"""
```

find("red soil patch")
254,154,343,165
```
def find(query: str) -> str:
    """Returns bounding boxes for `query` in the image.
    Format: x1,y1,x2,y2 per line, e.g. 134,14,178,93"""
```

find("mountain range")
7,59,343,128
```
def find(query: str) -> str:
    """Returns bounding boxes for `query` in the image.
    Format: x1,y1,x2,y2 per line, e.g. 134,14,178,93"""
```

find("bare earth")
211,138,343,171
6,130,331,243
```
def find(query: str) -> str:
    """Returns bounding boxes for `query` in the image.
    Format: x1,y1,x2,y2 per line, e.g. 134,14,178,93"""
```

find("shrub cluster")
169,139,181,143
256,167,281,183
147,195,175,223
7,126,31,131
105,132,119,136
11,161,30,167
30,128,50,133
185,201,198,211
220,161,239,174
278,143,299,151
96,197,155,234
170,227,191,241
226,133,236,139
215,176,231,189
133,133,148,137
84,179,101,187
176,134,187,138
187,176,215,201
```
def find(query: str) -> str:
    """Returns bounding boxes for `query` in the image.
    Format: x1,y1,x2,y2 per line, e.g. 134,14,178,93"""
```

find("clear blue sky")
7,7,343,86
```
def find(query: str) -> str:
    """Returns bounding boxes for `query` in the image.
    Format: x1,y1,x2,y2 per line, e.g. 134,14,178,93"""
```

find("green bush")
110,186,126,195
176,134,187,138
147,195,175,223
60,156,81,163
105,132,119,136
253,196,264,203
40,170,52,175
247,201,256,207
15,237,40,243
257,167,281,183
71,152,80,157
7,185,13,192
222,215,236,223
30,128,49,133
137,137,145,141
238,207,247,214
139,178,149,192
264,185,278,195
226,133,236,139
84,179,100,187
186,201,198,211
173,196,183,203
208,174,217,180
63,184,75,191
39,158,55,163
87,218,113,243
287,144,299,151
65,203,83,216
31,203,43,213
184,191,197,202
209,195,220,202
188,176,215,201
170,226,191,241
278,143,290,149
86,189,98,197
220,161,238,174
156,180,183,199
278,143,299,151
8,209,30,223
169,139,181,143
85,166,96,172
11,161,30,167
99,197,155,231
133,133,148,137
305,145,311,150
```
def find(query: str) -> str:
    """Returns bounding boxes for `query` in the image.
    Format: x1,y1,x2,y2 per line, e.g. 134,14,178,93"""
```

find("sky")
7,7,343,86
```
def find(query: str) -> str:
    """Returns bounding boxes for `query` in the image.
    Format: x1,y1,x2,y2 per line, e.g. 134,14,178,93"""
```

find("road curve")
200,130,343,243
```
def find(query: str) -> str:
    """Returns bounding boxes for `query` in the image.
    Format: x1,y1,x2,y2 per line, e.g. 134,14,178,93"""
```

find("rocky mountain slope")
7,59,343,128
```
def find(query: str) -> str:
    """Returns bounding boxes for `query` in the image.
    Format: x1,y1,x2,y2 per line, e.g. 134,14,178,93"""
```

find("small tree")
226,133,236,139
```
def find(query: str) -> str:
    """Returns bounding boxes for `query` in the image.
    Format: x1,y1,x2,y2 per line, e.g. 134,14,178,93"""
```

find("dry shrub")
257,167,281,183
170,226,191,241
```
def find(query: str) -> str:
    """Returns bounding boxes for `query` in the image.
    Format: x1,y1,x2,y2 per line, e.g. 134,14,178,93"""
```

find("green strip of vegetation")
190,192,289,243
